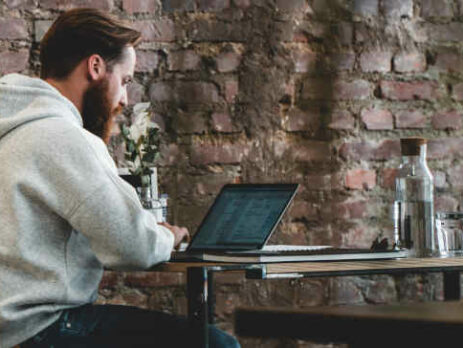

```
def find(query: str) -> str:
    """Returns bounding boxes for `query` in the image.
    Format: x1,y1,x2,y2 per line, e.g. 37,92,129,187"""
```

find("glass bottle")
393,138,435,257
139,186,163,222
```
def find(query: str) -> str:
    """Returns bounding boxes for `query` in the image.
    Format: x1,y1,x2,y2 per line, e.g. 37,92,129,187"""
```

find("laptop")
171,183,408,263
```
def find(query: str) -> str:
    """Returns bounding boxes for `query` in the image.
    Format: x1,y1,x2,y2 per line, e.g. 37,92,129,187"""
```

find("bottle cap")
400,138,427,156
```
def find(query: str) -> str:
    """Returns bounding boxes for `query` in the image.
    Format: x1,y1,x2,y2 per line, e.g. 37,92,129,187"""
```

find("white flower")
130,102,159,140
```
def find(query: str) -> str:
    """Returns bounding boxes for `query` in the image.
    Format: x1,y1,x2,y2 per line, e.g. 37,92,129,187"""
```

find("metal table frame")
156,258,463,347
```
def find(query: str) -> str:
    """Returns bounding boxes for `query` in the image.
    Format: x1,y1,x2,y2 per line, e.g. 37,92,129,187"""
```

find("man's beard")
81,78,122,144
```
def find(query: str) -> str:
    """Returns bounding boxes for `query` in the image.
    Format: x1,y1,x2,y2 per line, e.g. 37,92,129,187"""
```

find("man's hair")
40,8,142,79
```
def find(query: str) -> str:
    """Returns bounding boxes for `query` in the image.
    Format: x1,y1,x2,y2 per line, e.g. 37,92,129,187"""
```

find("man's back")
0,74,174,348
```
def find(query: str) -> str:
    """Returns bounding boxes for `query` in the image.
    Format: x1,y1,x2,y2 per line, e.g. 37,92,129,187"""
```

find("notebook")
171,184,408,263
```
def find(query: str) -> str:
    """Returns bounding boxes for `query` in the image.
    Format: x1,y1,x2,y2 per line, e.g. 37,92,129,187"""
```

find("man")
0,9,239,348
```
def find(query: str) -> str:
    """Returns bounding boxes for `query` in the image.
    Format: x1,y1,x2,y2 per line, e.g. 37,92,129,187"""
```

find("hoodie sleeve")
27,118,174,270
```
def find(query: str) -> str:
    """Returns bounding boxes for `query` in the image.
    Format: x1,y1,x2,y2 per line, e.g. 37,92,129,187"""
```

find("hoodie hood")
0,74,83,140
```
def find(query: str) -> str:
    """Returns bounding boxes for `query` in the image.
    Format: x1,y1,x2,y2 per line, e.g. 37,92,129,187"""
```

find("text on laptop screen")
189,185,297,250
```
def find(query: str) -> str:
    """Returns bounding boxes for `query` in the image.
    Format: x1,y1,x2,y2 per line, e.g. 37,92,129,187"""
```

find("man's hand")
158,222,190,248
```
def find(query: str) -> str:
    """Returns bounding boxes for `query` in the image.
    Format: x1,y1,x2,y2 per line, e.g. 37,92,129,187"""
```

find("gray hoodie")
0,74,174,348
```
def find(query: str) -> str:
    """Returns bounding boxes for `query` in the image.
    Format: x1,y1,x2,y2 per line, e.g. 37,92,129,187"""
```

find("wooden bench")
235,301,463,347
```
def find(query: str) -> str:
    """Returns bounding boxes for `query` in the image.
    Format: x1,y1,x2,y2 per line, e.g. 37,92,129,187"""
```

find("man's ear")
87,54,106,81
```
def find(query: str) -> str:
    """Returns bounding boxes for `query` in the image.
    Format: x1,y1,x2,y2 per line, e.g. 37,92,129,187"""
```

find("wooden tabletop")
153,257,463,276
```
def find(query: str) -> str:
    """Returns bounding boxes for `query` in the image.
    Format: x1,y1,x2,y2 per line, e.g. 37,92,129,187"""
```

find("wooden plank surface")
265,256,463,275
155,257,463,274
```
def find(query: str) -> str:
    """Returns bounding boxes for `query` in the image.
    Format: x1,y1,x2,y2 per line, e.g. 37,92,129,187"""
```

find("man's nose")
120,91,128,107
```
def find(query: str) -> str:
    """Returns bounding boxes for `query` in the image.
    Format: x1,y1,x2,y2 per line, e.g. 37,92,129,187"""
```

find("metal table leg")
443,271,461,301
187,267,209,348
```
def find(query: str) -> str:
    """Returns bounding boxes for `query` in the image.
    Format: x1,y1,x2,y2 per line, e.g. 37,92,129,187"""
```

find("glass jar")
139,186,164,223
393,138,435,257
435,212,463,257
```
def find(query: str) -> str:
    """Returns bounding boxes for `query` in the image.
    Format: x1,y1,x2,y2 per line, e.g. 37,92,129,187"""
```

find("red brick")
381,0,413,18
380,80,441,101
0,19,28,40
224,79,238,103
301,78,335,99
158,143,181,166
276,0,307,11
345,169,376,190
337,200,368,219
432,111,462,130
162,0,195,12
168,50,201,71
212,112,234,133
191,143,248,165
150,81,220,103
339,140,400,161
306,174,332,190
333,79,372,100
123,0,157,13
216,51,241,73
339,141,374,161
105,291,148,308
187,19,249,42
320,202,349,220
452,83,463,100
233,0,250,8
198,0,230,11
214,272,245,285
135,51,159,73
99,271,120,288
328,110,355,130
420,0,453,18
289,201,318,220
428,138,463,159
435,195,459,212
395,110,427,128
340,225,378,250
292,49,317,73
292,140,331,162
174,112,207,134
360,51,392,73
328,276,364,304
360,108,393,130
373,139,401,160
449,164,463,188
394,52,426,73
381,168,398,189
40,0,113,10
284,108,320,132
427,23,463,42
329,52,356,71
123,271,184,287
194,175,237,195
0,50,29,74
434,51,463,73
127,81,144,106
133,19,176,42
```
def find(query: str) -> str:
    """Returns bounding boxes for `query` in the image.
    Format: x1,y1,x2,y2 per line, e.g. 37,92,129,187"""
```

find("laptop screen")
188,184,298,251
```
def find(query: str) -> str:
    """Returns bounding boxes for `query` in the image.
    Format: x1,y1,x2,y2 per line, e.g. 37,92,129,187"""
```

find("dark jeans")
21,304,240,348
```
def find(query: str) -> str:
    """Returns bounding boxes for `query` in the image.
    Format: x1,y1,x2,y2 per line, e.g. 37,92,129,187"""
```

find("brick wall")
2,0,460,346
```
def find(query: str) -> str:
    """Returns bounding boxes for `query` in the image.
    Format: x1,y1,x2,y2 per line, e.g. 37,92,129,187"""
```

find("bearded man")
0,8,239,348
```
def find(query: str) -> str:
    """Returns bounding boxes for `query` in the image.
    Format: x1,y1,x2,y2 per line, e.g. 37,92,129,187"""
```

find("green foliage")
120,123,161,180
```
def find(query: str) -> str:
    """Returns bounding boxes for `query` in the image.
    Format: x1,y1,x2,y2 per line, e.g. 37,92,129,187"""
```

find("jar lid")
436,212,463,220
400,138,427,156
